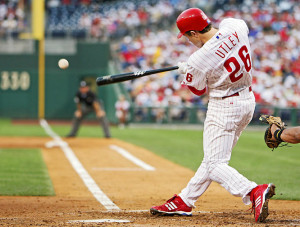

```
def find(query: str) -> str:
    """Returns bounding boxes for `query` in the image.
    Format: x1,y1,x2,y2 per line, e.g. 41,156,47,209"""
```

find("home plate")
68,219,131,223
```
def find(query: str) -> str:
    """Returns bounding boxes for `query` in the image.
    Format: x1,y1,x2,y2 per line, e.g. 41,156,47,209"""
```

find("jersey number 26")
224,45,252,83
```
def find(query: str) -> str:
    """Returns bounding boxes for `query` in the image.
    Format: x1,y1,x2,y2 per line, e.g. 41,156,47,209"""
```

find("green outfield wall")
0,40,119,122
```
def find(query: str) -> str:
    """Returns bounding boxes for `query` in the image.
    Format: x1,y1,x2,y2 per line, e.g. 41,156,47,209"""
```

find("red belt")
222,86,252,99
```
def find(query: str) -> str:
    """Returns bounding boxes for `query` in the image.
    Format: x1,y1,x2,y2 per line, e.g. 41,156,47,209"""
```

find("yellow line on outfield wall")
33,0,45,119
38,38,45,119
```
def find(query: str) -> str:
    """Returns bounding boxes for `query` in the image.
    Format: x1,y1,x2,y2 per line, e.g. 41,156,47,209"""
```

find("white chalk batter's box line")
92,167,147,171
66,210,225,224
40,119,119,210
40,119,157,211
109,145,156,171
93,210,223,214
69,211,300,226
67,219,131,224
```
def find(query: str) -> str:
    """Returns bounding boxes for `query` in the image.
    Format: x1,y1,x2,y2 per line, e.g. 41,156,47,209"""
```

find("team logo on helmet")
200,11,208,20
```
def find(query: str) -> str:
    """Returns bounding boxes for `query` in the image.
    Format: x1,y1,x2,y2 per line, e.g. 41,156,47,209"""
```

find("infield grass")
0,118,299,200
0,148,55,196
0,118,47,136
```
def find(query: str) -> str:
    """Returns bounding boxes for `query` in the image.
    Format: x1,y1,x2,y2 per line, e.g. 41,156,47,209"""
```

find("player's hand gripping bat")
96,66,179,86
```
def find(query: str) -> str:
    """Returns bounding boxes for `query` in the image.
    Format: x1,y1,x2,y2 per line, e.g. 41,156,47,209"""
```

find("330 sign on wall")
0,71,30,91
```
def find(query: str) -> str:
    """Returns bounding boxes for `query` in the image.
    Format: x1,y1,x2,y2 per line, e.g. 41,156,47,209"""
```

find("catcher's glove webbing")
259,115,286,150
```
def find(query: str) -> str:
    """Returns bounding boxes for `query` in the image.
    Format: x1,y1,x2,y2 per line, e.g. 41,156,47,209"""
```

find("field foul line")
39,119,120,210
110,145,155,171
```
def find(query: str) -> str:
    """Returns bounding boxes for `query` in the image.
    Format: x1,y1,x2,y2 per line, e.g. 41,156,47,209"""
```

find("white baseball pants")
179,89,257,207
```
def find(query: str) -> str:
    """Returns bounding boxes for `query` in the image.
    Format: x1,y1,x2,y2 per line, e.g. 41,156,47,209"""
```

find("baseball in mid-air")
58,58,69,69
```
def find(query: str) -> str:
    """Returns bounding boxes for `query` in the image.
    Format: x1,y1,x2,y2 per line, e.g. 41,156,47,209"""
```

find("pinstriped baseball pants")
179,90,257,208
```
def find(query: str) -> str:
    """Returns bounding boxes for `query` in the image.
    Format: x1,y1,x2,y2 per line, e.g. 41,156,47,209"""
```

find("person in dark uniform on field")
66,81,111,138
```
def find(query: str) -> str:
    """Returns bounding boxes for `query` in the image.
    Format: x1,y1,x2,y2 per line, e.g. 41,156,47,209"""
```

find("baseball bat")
96,66,179,86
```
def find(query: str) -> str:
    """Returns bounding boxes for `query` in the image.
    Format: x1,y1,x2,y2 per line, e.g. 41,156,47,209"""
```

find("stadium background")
0,0,300,125
0,0,300,226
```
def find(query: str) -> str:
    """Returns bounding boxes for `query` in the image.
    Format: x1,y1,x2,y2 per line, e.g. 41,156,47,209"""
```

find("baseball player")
150,8,275,222
66,81,111,138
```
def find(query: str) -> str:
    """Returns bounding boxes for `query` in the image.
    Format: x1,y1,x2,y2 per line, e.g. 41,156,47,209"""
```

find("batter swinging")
150,8,275,222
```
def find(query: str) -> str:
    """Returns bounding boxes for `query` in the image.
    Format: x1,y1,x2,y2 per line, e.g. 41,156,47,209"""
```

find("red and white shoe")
150,194,192,216
249,183,276,222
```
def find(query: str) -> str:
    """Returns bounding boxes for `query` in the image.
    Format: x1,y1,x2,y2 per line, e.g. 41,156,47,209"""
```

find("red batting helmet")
176,8,211,39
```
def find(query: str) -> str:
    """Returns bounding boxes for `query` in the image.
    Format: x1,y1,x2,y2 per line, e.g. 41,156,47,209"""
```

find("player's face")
184,32,204,48
79,86,89,93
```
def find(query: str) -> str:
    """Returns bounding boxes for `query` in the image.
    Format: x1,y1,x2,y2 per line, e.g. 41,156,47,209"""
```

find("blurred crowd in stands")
45,0,183,39
111,0,300,119
0,0,27,38
1,0,300,122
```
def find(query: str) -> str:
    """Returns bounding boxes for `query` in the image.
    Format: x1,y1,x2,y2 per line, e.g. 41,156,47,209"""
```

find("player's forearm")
281,127,300,144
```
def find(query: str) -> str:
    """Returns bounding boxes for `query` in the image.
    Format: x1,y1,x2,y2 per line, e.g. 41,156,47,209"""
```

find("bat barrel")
96,72,135,86
96,66,178,86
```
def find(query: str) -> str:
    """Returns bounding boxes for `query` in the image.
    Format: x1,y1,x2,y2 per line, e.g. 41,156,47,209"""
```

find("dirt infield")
0,137,299,226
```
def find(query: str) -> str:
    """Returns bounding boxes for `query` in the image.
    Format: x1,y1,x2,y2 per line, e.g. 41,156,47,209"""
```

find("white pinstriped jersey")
181,18,252,98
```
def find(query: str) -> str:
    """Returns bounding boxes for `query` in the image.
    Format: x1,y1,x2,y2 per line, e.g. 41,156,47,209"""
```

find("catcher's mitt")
259,115,286,150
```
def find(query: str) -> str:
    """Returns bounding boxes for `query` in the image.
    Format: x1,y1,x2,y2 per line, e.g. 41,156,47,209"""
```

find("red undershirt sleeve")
187,86,206,96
